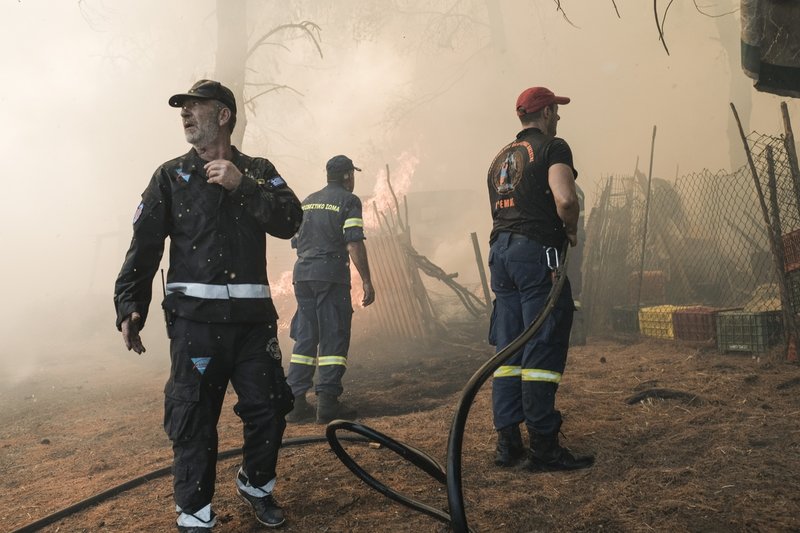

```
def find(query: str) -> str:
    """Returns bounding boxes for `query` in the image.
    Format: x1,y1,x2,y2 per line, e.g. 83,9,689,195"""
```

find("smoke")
1,0,798,381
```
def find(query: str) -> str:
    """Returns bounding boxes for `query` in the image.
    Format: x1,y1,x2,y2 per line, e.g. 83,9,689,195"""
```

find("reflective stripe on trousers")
289,354,348,367
493,366,562,383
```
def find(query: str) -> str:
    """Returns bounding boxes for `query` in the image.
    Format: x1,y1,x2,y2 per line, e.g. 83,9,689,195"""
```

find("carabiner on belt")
545,246,560,270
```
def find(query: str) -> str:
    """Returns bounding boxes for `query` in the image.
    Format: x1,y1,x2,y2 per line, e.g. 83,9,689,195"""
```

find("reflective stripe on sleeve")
493,365,521,378
521,369,562,383
318,356,347,367
165,282,270,300
343,218,363,229
290,354,316,366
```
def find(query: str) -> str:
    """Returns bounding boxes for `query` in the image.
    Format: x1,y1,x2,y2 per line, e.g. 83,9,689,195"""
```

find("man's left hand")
205,159,242,191
361,280,375,307
566,230,578,247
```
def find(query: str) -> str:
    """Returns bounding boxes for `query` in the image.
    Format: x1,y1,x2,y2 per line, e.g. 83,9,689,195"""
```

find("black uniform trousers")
287,280,353,397
164,317,293,514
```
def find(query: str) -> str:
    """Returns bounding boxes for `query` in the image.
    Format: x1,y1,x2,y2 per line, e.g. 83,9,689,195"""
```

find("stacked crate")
716,310,783,353
638,305,690,339
611,305,640,334
782,228,800,272
672,306,720,342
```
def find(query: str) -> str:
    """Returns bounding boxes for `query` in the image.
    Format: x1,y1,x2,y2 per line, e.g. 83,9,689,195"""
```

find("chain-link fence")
583,130,800,353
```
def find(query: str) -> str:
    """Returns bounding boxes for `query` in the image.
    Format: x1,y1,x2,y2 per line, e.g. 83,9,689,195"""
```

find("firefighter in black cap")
114,79,302,531
285,155,375,424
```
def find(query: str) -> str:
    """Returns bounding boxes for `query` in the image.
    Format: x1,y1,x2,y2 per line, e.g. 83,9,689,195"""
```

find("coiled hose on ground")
13,248,568,533
327,248,569,533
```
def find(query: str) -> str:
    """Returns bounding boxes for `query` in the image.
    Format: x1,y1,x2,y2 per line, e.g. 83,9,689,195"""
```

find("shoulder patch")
490,141,533,195
266,176,286,189
132,202,144,224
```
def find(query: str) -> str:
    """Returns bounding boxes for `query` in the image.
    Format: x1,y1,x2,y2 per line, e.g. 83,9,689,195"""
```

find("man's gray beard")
185,121,221,147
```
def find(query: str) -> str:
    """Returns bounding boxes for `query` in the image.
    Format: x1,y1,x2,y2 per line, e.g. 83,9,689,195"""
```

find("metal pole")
731,102,797,358
635,126,657,310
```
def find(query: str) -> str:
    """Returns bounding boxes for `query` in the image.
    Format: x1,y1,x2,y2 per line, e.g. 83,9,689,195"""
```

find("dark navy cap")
169,79,237,114
326,155,362,176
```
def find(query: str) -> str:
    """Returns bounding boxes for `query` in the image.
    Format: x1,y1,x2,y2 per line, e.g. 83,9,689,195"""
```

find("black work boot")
494,424,526,467
316,392,357,424
285,393,315,423
236,469,285,528
523,425,594,472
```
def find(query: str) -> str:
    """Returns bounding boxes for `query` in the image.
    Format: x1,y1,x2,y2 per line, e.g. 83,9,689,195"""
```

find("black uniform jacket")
114,147,303,331
292,181,365,285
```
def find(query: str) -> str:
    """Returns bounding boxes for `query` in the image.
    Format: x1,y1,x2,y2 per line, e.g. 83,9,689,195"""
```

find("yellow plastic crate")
638,305,690,339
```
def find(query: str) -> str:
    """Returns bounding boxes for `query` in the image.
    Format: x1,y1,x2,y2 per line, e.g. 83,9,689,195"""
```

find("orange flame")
363,151,419,230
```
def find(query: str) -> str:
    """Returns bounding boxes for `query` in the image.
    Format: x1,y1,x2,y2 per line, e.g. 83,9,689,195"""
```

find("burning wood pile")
354,164,490,341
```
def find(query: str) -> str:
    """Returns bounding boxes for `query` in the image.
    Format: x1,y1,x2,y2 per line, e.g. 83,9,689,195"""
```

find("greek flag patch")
191,357,211,375
132,202,144,224
267,176,286,189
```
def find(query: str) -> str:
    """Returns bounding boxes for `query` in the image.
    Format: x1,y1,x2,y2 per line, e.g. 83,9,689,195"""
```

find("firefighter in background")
486,86,594,472
114,80,302,530
286,155,376,424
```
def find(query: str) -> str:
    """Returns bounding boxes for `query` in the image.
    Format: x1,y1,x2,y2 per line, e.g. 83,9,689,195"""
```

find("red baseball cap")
516,87,570,116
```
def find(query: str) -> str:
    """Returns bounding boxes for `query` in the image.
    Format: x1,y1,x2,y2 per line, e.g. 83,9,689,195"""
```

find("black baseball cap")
326,155,362,176
169,79,237,115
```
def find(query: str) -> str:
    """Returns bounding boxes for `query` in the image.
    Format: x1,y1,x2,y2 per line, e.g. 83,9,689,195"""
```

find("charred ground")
2,325,800,532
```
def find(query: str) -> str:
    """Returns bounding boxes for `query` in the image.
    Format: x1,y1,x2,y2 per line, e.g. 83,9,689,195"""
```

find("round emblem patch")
267,337,282,361
490,141,534,194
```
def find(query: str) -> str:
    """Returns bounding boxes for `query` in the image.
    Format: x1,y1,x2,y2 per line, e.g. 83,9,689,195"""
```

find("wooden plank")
370,235,418,339
368,236,408,338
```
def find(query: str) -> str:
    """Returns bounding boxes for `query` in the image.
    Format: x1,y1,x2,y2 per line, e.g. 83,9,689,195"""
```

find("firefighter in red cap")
486,86,595,472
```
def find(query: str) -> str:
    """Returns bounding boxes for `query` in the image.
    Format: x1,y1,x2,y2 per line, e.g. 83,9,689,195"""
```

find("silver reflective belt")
165,282,271,300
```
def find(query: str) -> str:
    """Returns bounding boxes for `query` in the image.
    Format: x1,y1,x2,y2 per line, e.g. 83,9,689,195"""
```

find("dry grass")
1,334,799,532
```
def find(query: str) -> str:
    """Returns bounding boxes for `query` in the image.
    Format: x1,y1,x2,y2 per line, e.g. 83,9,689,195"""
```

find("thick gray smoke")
1,0,797,383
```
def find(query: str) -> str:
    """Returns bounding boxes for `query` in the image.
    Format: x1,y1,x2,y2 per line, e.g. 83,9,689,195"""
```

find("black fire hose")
10,435,369,533
14,247,568,533
327,247,570,533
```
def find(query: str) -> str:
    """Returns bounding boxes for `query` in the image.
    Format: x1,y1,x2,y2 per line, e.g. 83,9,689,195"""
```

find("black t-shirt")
487,127,578,247
293,182,365,285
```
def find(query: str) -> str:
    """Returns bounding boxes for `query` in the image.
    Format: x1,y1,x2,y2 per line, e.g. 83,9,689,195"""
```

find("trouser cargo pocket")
164,380,201,442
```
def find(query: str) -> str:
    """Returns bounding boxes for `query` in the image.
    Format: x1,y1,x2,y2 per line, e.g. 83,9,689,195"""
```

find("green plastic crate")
611,305,639,334
715,311,783,353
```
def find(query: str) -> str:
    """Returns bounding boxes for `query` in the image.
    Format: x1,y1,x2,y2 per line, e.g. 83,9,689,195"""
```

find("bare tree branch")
248,41,291,53
244,84,304,105
391,7,489,28
654,0,671,55
77,0,106,31
553,0,580,28
692,0,739,17
247,21,323,60
384,43,491,125
660,0,676,43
